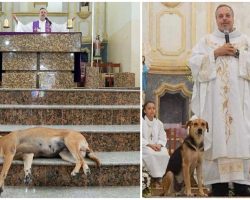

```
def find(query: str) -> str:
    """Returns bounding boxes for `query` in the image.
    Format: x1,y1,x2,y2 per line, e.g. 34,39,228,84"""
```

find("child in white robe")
142,101,170,187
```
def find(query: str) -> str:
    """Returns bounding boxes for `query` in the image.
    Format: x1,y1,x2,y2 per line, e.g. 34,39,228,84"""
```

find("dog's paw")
83,167,91,176
24,174,32,185
71,171,79,176
198,192,207,197
185,192,194,197
71,172,82,179
83,164,91,175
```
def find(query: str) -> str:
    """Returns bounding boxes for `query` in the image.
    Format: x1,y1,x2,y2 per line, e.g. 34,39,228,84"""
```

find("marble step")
0,125,140,152
0,88,140,105
0,151,140,187
0,104,140,125
1,186,140,198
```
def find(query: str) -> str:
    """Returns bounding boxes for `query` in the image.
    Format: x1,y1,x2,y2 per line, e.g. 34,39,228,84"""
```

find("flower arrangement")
142,167,151,197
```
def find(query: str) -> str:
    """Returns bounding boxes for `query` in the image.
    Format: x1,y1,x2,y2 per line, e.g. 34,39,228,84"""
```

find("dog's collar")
184,136,204,152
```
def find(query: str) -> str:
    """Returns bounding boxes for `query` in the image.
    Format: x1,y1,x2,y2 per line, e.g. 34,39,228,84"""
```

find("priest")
189,4,250,196
13,7,73,32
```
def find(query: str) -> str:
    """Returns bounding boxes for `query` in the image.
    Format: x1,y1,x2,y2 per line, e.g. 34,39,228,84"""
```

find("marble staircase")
0,88,140,191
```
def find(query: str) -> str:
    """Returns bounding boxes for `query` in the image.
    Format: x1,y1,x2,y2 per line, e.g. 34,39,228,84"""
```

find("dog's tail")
84,148,101,168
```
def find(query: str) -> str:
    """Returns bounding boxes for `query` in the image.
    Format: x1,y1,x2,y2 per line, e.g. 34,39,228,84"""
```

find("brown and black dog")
0,127,101,195
162,118,208,196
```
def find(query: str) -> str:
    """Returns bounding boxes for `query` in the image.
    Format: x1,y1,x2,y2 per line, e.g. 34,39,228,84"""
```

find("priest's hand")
12,14,18,24
214,43,236,59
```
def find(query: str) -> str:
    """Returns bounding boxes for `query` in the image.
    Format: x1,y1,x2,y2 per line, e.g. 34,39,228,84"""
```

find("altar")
0,32,81,89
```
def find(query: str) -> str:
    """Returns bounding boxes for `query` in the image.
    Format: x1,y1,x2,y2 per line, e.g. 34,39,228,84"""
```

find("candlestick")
81,6,88,12
67,19,73,29
3,19,9,28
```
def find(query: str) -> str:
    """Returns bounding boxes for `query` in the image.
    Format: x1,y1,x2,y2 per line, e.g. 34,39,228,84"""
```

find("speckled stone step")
0,151,140,187
0,104,140,125
0,88,140,105
0,125,140,152
1,186,140,198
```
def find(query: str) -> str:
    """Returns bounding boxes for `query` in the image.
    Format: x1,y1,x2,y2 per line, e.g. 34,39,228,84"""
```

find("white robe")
189,28,250,185
15,19,68,32
142,116,170,178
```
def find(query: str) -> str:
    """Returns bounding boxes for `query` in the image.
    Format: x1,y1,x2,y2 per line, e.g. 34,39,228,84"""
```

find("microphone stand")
45,17,52,26
224,29,230,43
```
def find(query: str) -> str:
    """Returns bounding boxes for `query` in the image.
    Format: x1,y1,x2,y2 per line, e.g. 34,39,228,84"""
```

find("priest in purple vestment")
13,7,74,32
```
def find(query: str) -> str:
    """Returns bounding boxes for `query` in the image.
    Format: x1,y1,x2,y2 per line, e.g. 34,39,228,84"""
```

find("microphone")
45,17,52,25
224,30,230,43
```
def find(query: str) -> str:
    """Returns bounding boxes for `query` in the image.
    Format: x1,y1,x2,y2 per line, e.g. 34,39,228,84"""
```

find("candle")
67,19,73,29
3,19,9,28
81,6,88,12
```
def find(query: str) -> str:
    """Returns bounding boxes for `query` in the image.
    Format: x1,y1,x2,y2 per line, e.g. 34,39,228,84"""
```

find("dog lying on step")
0,127,101,195
162,118,208,196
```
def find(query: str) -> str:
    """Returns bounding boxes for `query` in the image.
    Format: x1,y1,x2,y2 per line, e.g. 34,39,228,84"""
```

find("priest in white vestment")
142,101,170,187
13,7,70,32
189,4,250,196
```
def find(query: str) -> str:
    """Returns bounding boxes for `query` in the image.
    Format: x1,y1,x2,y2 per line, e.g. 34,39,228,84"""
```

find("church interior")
2,1,250,198
143,2,250,197
0,2,140,198
143,1,250,127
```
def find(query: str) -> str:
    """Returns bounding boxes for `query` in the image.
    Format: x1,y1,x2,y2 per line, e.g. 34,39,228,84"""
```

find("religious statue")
94,35,101,57
142,56,149,92
80,2,89,12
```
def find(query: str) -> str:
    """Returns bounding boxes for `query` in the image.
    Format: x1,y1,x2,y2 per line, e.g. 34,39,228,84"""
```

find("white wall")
131,3,140,87
143,2,250,74
106,2,140,87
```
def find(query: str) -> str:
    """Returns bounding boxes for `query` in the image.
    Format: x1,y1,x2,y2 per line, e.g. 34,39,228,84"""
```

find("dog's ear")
206,121,209,132
186,120,192,129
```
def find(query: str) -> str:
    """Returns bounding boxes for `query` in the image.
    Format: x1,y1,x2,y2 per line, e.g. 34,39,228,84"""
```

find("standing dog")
0,127,100,195
162,118,208,196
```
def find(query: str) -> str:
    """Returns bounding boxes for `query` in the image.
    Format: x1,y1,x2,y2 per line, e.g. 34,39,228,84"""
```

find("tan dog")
162,118,208,196
0,127,100,195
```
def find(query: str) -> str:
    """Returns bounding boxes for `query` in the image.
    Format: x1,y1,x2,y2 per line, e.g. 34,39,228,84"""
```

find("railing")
92,62,121,87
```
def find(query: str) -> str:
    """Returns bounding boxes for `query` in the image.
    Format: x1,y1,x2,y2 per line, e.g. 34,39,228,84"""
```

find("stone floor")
1,186,140,198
